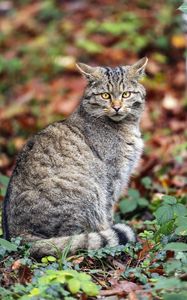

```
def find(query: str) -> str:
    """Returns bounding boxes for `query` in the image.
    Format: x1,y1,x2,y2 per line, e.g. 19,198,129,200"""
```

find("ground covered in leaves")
0,0,187,299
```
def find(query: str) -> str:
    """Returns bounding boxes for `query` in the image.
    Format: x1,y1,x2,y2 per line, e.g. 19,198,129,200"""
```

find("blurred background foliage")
0,0,186,200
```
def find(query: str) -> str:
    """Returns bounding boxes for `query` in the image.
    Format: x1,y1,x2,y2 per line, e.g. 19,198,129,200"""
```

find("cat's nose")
112,104,121,112
112,100,121,112
112,105,121,112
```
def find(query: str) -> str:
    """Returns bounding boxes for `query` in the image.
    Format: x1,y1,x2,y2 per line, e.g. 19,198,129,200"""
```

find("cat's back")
11,114,94,182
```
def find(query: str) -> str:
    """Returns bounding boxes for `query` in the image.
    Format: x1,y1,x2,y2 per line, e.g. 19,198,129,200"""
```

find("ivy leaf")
164,242,187,252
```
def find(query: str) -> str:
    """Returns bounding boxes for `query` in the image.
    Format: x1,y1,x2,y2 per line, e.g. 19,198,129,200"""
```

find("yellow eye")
101,93,110,100
122,91,131,98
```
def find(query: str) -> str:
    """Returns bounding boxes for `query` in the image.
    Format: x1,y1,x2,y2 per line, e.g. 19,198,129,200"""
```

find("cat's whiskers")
95,113,105,120
89,110,104,119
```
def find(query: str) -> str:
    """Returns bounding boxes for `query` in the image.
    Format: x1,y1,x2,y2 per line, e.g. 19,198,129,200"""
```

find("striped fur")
2,58,147,257
28,224,135,258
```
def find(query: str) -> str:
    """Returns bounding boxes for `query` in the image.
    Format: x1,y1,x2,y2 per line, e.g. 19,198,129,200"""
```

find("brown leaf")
18,266,32,284
148,267,164,275
127,291,139,300
138,240,154,260
100,280,139,296
70,255,85,265
12,259,22,271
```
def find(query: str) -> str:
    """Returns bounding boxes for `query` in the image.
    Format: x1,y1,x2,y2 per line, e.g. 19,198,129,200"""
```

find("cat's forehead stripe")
103,67,126,91
104,67,114,91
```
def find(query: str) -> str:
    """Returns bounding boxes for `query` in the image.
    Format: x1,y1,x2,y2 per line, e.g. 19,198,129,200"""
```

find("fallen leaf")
12,259,22,271
100,281,139,296
138,241,154,260
171,34,186,48
70,256,85,265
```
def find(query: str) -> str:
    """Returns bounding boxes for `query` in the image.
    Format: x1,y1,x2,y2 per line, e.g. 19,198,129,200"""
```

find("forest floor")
0,1,187,299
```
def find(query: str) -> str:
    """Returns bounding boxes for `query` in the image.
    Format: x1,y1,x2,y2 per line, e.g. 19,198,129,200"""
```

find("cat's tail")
26,224,135,258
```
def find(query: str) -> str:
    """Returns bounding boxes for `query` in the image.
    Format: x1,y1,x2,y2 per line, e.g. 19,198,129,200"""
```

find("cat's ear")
76,63,102,81
128,57,148,80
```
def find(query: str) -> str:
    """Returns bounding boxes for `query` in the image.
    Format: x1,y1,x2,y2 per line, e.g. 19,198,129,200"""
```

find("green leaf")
164,242,187,252
41,257,48,263
179,3,187,14
77,272,91,281
0,238,18,252
164,293,187,300
137,197,149,207
175,216,187,226
0,174,9,186
39,274,57,285
162,195,177,205
154,204,174,225
158,220,174,235
47,255,57,262
173,203,187,217
81,281,99,296
141,176,152,189
154,277,182,290
165,260,181,274
128,188,140,199
28,288,40,296
76,39,103,53
119,198,137,214
175,225,187,236
68,278,81,294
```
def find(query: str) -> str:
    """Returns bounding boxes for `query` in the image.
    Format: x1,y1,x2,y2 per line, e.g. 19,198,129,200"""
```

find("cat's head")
76,57,148,122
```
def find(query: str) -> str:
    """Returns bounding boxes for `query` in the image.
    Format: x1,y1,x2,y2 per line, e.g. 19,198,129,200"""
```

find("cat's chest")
109,135,143,201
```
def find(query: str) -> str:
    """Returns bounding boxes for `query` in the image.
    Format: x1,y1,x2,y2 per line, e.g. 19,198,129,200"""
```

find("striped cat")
2,57,148,257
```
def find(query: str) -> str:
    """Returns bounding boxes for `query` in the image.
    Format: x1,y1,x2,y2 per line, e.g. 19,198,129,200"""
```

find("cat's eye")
122,91,131,98
101,93,110,100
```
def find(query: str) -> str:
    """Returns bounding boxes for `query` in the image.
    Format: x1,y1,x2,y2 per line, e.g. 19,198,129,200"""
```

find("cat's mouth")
108,113,125,121
107,107,131,121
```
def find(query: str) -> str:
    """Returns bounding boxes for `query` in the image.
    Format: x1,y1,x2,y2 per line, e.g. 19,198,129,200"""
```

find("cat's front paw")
112,223,136,245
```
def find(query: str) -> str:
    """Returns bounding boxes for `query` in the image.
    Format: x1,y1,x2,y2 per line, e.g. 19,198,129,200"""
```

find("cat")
2,57,148,258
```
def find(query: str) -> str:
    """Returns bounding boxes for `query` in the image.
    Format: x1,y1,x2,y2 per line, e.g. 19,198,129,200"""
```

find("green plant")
154,195,187,242
0,174,9,197
119,188,149,214
0,238,18,259
0,269,100,300
179,2,187,13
